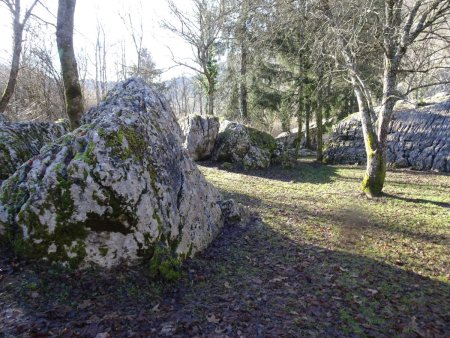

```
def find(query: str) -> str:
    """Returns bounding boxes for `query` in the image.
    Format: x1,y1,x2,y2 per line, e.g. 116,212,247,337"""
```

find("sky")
0,0,196,80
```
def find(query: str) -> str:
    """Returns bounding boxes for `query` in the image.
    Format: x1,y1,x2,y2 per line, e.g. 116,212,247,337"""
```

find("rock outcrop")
0,78,238,268
0,120,68,180
212,121,277,170
325,100,450,172
179,114,219,161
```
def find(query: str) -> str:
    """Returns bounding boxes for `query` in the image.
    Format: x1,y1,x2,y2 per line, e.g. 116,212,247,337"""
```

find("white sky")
0,0,196,80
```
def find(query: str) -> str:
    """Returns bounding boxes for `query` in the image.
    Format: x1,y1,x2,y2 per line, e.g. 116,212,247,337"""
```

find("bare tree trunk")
295,88,303,157
304,100,311,149
57,0,83,130
240,44,248,120
0,0,38,114
0,20,23,113
208,89,214,115
315,102,323,162
199,93,203,116
361,56,399,196
207,75,214,115
95,37,100,104
351,78,385,198
101,28,107,96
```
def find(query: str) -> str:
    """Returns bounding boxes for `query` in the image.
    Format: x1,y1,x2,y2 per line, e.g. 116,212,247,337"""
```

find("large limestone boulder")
212,121,277,170
325,99,450,172
179,114,219,161
0,78,235,268
0,120,68,180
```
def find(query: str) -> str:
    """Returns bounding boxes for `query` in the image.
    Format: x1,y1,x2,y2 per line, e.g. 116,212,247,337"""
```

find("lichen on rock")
0,120,68,181
324,99,450,172
212,121,277,170
0,78,242,269
179,114,219,161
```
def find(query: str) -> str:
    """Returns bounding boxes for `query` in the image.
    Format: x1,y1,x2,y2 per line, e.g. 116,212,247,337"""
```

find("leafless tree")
119,4,144,78
94,20,108,103
163,0,228,115
0,0,39,114
321,0,450,197
166,75,203,117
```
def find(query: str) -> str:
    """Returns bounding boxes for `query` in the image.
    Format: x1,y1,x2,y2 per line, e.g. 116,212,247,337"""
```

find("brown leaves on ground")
1,162,449,337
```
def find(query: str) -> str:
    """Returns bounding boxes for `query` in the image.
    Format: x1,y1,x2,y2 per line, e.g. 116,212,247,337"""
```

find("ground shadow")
383,192,450,209
200,160,340,185
1,164,449,336
1,194,449,337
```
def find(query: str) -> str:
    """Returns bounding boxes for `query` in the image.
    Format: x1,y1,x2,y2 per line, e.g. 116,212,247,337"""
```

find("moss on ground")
148,244,181,282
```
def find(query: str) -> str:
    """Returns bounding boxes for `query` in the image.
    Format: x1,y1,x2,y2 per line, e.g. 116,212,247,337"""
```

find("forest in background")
1,0,450,197
1,0,448,135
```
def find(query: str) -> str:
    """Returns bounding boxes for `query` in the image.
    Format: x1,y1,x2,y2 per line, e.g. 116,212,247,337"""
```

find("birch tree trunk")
57,0,83,130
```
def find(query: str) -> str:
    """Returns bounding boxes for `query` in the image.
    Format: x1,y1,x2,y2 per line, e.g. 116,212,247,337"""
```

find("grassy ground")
1,161,449,337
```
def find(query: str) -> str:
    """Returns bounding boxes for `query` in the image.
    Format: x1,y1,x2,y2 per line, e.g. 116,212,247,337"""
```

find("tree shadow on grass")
200,160,341,184
383,192,450,209
1,165,449,337
181,220,450,337
1,209,449,337
329,205,450,247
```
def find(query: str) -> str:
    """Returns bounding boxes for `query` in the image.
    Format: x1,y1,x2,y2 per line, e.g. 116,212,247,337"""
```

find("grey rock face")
275,131,302,150
0,78,235,268
212,121,277,170
0,114,10,124
219,199,245,226
271,141,297,168
0,120,68,180
325,100,450,172
179,114,219,161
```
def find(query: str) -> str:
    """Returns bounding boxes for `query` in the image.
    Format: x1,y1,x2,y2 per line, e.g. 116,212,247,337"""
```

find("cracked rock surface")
0,78,237,268
325,100,450,172
0,120,68,180
179,114,219,161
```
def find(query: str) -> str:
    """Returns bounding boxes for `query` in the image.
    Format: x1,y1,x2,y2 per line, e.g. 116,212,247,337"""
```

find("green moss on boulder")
0,78,237,270
212,121,277,170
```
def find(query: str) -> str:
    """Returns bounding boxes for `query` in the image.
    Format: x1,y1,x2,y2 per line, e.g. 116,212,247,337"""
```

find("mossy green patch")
0,142,14,179
148,244,181,282
103,126,147,161
99,246,109,257
248,127,277,153
74,141,96,165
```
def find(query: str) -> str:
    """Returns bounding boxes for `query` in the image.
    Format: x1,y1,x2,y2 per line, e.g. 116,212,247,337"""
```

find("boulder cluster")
181,117,288,169
3,78,447,269
325,99,450,172
0,78,243,269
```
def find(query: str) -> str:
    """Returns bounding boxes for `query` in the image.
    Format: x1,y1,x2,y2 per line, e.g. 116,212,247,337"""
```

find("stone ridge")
325,100,450,172
0,78,227,268
0,120,68,180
